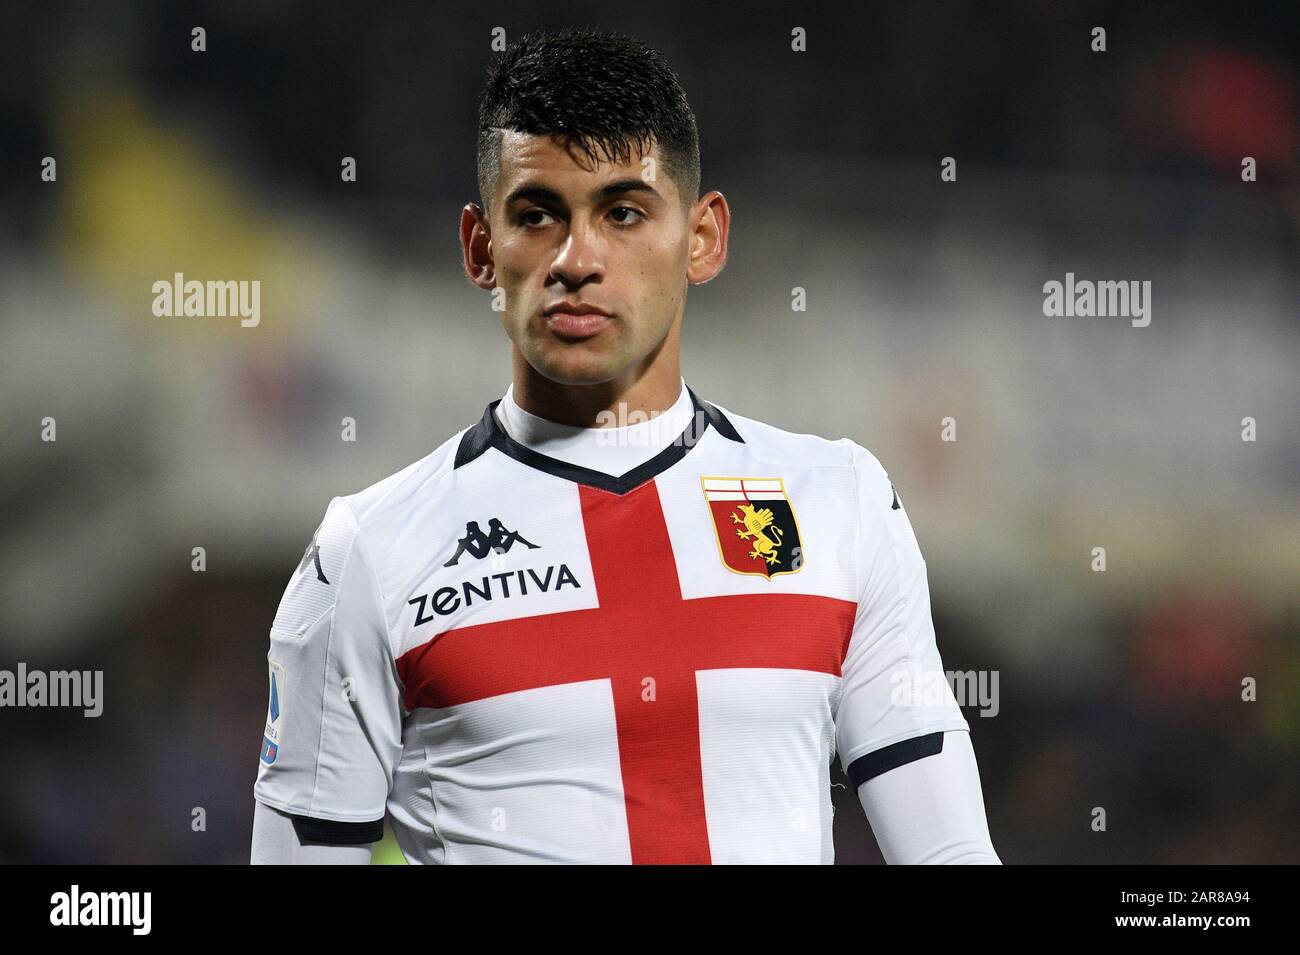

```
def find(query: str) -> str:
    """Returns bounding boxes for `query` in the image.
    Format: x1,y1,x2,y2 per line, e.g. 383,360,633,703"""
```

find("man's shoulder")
334,420,475,535
712,400,897,514
709,401,878,473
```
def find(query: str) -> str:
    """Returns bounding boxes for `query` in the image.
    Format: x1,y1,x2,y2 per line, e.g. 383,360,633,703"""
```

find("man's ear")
460,202,496,289
686,190,730,285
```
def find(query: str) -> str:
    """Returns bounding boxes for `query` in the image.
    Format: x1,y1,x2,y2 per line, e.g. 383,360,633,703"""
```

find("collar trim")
454,386,744,495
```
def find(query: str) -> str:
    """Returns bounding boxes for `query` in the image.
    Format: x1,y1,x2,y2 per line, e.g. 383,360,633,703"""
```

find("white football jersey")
253,384,969,863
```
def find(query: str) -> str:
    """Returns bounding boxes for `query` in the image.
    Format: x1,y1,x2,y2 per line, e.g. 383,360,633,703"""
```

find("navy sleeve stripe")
846,730,945,787
290,814,385,846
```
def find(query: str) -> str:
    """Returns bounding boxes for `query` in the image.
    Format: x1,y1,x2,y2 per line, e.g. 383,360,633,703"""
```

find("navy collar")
454,385,744,495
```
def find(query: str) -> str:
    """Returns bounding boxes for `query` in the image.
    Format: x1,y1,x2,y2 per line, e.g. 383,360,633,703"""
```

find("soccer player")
250,27,1000,864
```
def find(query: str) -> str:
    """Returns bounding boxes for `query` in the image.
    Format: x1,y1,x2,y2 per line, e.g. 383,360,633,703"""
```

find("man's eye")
610,206,644,226
519,209,555,228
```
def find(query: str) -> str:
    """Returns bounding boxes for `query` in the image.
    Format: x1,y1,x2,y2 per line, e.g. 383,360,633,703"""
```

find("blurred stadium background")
0,1,1296,863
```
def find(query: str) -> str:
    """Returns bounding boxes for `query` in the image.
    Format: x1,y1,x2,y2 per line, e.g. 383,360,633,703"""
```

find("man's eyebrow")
504,179,664,208
593,179,664,203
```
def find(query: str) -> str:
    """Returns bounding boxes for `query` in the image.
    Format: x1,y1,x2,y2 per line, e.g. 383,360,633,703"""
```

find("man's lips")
545,311,611,340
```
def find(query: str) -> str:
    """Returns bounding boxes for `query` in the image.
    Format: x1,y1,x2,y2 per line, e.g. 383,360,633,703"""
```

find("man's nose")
549,220,604,287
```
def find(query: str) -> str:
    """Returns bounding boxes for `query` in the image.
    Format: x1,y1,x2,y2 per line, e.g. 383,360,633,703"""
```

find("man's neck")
493,376,694,478
509,350,684,428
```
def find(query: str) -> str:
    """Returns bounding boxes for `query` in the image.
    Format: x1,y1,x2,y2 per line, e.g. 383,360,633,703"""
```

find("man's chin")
527,346,629,387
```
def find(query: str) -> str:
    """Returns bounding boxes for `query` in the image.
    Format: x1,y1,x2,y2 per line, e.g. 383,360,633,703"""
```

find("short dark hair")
476,27,701,216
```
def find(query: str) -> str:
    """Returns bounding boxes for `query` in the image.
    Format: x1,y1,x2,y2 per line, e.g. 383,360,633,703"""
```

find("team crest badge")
701,476,805,579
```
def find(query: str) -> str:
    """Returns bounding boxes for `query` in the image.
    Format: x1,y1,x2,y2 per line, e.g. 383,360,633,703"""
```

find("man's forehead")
498,129,661,189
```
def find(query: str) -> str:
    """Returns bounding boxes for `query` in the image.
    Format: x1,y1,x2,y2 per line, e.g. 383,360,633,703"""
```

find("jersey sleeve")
253,496,404,835
855,729,1000,864
834,442,970,788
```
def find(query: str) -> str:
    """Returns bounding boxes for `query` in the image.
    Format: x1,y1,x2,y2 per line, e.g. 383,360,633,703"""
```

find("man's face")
470,131,697,386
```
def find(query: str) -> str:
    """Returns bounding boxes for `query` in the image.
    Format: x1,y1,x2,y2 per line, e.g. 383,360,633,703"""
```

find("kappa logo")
701,476,805,579
443,518,540,566
297,537,329,584
407,519,579,626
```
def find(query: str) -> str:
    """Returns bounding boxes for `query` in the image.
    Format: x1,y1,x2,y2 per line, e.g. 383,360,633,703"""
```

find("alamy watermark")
152,272,260,327
50,885,150,935
0,663,103,717
890,664,1000,717
593,404,709,448
1042,272,1151,327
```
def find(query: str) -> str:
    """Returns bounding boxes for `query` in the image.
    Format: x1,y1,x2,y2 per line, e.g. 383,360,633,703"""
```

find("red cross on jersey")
253,386,969,863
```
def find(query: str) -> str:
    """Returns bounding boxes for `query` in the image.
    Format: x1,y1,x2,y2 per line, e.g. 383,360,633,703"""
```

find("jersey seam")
849,442,864,662
307,500,355,817
273,603,333,638
359,434,466,524
340,496,406,710
832,444,866,724
338,496,406,833
253,788,384,824
880,477,928,741
824,440,861,732
859,445,928,740
838,443,928,747
421,741,449,864
714,405,858,473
